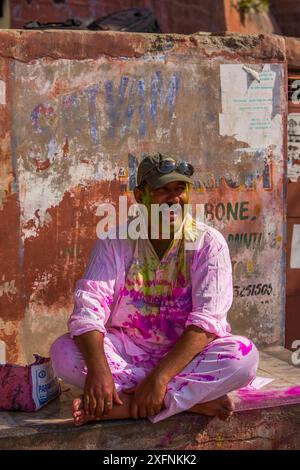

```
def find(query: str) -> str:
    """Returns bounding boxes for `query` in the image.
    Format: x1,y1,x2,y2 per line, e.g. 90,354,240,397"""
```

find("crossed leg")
71,393,234,425
50,332,259,425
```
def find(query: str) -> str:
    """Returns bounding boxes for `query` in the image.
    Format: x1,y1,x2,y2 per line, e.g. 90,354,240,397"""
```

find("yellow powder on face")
142,182,191,205
141,185,152,210
140,182,193,238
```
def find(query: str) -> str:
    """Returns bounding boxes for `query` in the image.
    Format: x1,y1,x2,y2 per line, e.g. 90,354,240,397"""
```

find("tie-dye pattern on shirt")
116,234,193,356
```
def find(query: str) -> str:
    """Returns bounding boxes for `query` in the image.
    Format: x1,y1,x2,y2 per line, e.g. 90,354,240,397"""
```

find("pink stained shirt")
68,221,233,359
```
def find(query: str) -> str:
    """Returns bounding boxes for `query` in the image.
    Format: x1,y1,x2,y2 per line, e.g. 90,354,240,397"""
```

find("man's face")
134,181,190,236
149,181,189,207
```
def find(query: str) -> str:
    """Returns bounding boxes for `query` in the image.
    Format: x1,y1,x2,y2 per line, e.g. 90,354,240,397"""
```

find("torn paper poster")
288,113,300,182
291,224,300,269
0,80,5,105
219,63,283,147
242,65,261,83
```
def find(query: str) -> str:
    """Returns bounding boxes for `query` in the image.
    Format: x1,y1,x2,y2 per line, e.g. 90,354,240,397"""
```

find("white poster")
288,113,300,182
291,224,300,269
0,80,5,105
219,64,283,147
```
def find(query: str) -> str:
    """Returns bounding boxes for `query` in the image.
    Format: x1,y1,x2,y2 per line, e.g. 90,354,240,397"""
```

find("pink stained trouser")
50,331,259,423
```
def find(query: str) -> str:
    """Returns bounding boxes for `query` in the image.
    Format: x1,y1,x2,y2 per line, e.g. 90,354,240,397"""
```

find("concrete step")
0,348,299,450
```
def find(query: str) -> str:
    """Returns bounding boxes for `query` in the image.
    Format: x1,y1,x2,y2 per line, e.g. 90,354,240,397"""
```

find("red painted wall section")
0,56,26,363
270,0,300,38
0,31,287,363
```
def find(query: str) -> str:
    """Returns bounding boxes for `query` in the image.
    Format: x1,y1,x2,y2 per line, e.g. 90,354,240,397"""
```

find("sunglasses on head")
142,157,194,181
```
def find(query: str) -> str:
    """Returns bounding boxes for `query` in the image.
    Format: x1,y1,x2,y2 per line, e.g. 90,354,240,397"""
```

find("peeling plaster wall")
0,31,287,363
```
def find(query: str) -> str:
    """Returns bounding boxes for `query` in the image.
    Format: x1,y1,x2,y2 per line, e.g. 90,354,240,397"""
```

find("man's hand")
124,375,167,419
83,365,123,418
122,326,216,420
74,331,123,419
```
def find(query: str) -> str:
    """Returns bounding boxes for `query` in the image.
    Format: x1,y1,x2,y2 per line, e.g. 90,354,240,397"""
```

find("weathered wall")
285,37,300,349
285,37,300,70
0,30,287,364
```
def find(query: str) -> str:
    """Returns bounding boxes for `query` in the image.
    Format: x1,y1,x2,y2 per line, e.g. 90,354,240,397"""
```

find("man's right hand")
83,365,123,418
74,331,123,419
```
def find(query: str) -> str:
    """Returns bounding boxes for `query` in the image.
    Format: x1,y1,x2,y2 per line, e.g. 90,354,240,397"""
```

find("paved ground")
0,347,300,450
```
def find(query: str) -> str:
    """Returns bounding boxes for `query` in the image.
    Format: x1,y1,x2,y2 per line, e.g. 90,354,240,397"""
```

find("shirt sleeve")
68,239,116,338
185,232,233,337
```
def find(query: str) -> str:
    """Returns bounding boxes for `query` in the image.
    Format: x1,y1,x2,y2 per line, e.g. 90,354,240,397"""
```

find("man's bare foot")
72,393,132,426
188,395,234,421
72,397,99,426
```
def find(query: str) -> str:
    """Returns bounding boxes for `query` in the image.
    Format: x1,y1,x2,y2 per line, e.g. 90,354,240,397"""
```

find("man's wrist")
149,368,171,386
86,355,110,372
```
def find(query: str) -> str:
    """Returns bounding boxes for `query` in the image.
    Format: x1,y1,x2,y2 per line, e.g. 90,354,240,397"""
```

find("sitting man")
50,153,259,426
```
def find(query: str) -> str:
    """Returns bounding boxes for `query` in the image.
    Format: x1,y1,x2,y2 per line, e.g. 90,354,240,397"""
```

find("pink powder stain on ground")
283,386,300,396
237,386,300,402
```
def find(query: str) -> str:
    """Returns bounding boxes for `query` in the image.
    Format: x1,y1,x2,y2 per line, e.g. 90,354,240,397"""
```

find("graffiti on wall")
29,72,179,166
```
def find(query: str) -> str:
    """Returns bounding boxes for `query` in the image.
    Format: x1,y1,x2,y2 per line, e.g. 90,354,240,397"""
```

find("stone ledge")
0,348,299,450
0,30,286,62
285,36,300,68
0,403,300,450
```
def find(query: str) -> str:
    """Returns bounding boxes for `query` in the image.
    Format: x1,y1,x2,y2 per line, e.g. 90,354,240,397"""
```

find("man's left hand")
124,375,167,419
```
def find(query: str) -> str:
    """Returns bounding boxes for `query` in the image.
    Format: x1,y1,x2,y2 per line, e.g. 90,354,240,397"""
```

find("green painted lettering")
227,202,239,221
240,201,249,220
